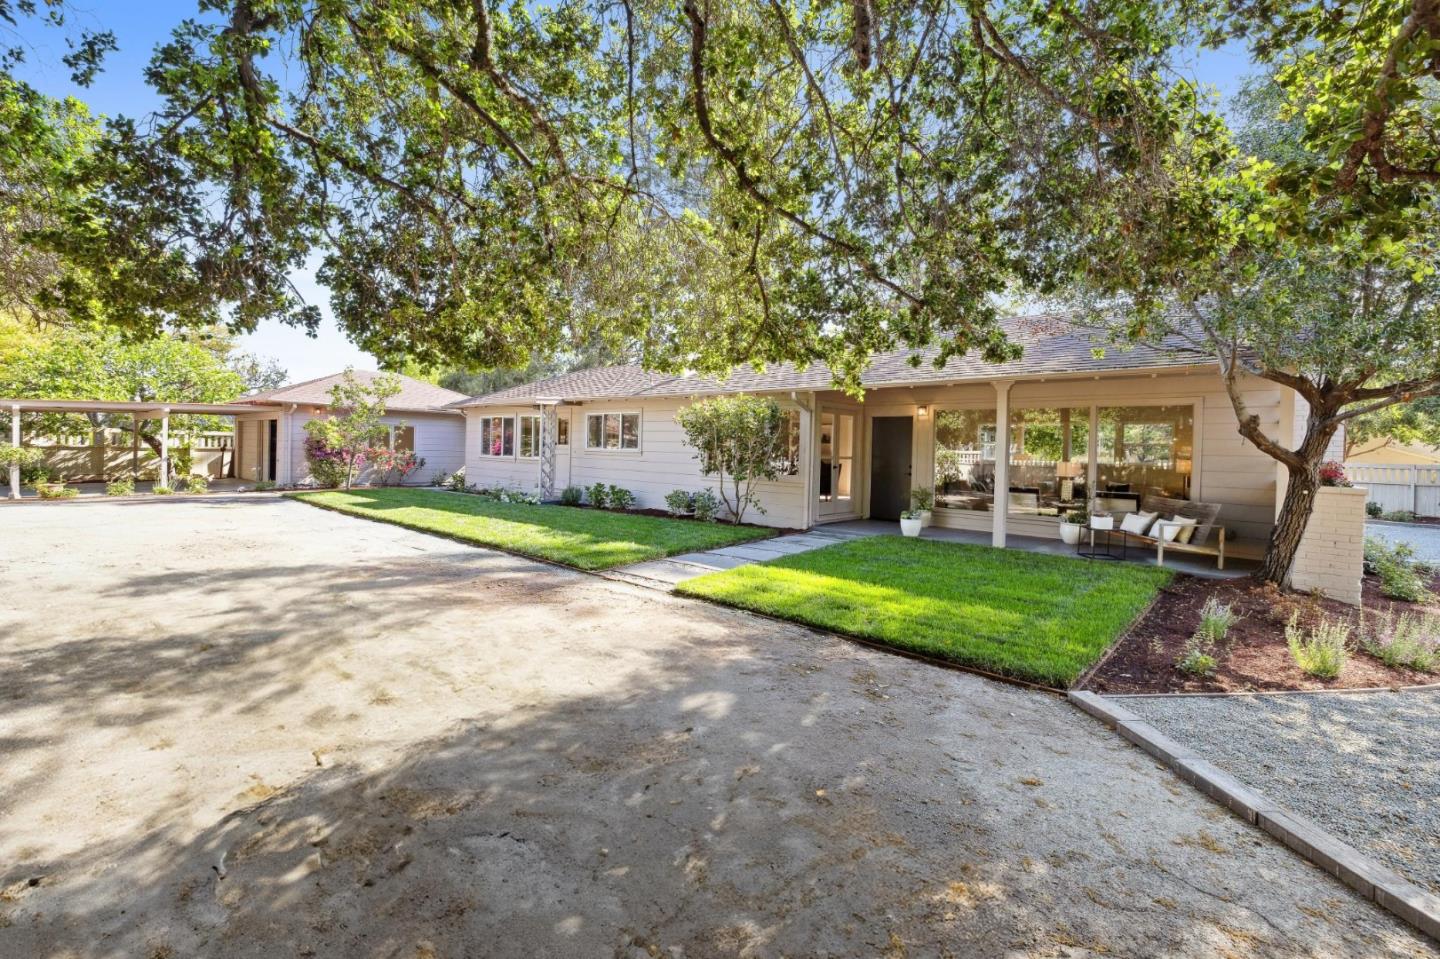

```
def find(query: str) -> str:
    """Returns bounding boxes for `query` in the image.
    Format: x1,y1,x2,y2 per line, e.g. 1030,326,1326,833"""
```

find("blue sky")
12,3,1254,382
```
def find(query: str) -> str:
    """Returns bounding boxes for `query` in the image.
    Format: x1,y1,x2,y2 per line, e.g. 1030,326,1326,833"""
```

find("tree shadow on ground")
1,630,1427,959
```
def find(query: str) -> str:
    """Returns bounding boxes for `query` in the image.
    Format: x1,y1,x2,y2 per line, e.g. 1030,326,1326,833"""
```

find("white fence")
1346,463,1440,518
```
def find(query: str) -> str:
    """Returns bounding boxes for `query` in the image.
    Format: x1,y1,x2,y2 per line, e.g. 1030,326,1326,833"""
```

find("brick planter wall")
1289,486,1368,605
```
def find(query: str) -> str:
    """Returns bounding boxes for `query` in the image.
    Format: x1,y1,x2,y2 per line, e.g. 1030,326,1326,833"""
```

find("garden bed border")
1070,690,1440,942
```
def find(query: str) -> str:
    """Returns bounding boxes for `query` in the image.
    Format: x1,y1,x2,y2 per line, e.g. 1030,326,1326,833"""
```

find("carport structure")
3,397,282,499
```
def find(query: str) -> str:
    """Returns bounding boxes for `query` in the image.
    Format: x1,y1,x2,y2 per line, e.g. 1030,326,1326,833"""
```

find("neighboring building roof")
456,316,1208,408
238,370,467,413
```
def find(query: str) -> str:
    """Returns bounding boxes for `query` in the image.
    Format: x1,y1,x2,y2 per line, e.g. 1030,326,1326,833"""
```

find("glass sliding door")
1096,404,1195,510
933,408,997,512
1007,407,1090,517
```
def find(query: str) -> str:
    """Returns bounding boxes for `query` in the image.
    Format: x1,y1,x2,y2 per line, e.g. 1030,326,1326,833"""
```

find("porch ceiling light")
916,404,929,418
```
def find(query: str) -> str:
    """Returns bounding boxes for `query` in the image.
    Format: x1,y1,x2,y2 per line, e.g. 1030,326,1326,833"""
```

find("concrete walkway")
615,524,874,586
616,517,1252,588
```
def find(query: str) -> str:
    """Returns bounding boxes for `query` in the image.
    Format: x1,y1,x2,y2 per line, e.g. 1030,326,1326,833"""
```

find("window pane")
480,418,493,456
518,417,532,457
1096,405,1194,509
502,417,515,456
934,409,996,512
587,414,602,448
772,410,801,475
394,426,415,453
557,417,569,446
604,413,621,449
1007,407,1090,517
620,413,640,449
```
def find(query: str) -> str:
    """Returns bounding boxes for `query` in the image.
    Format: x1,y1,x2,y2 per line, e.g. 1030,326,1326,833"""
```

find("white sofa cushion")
1157,514,1197,543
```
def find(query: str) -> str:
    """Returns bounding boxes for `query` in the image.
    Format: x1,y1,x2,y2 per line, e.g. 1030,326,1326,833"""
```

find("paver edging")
1070,690,1440,942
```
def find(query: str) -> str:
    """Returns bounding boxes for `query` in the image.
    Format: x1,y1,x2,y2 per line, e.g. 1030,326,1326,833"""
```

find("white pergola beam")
992,380,1014,548
159,410,170,488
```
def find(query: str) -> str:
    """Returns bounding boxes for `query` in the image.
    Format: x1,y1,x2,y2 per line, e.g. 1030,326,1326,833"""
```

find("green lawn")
291,487,773,570
676,535,1172,687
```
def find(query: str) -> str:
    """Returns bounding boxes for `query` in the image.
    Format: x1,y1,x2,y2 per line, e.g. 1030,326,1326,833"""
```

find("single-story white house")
453,318,1343,559
230,371,468,486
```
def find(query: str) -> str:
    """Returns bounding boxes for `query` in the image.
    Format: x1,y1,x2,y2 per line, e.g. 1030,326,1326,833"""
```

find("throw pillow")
1160,514,1197,543
1120,510,1157,536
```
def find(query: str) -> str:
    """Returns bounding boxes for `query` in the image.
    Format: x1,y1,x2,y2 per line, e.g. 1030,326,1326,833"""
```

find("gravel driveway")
1368,520,1440,565
1121,691,1440,895
1,496,1434,957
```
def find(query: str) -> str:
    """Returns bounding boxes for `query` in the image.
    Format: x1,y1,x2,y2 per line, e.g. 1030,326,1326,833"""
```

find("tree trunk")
1259,463,1320,584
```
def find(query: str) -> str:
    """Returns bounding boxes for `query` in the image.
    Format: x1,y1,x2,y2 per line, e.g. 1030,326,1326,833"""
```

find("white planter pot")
1059,522,1083,545
919,509,933,528
899,517,923,537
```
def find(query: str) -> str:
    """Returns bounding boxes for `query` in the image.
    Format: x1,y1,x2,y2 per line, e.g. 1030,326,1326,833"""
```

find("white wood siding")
284,410,465,486
462,398,810,528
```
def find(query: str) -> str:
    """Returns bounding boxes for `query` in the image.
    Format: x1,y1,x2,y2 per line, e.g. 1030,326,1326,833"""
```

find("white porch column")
536,399,560,498
8,403,20,500
159,410,170,488
992,380,1013,548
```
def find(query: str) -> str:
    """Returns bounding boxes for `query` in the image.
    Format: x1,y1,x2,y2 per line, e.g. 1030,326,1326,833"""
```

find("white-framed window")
556,416,569,446
518,414,541,458
478,415,515,457
585,412,641,451
772,409,801,476
389,425,415,452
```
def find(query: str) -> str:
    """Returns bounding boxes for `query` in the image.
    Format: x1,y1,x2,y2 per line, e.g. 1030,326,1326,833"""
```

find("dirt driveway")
0,496,1432,958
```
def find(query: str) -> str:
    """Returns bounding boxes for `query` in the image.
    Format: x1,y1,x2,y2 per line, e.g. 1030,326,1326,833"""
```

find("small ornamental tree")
302,370,402,489
676,395,789,525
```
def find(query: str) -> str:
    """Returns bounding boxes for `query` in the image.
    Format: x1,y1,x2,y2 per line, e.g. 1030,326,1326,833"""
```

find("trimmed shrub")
587,482,609,509
445,468,468,492
37,483,77,499
607,485,636,511
560,485,584,506
1366,501,1384,518
664,489,693,516
691,488,721,523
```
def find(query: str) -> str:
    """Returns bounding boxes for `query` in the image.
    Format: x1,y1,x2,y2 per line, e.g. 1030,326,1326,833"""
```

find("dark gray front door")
869,416,913,520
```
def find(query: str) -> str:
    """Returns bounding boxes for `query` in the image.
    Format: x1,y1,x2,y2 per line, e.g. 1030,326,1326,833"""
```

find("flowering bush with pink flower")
1319,461,1352,487
304,434,357,488
365,446,426,486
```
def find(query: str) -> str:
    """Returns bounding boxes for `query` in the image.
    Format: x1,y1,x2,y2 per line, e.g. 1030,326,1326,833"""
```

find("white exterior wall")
283,409,465,486
463,397,811,529
1289,486,1367,604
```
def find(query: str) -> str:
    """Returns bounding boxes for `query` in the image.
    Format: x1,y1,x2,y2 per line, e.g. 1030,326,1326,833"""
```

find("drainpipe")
8,403,20,500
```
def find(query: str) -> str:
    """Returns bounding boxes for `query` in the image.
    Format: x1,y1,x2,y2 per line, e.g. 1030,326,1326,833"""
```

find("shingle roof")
456,316,1208,408
239,370,467,412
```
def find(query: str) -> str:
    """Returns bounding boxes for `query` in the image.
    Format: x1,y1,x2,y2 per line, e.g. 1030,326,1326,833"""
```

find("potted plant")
1060,509,1088,545
910,486,934,528
899,509,923,537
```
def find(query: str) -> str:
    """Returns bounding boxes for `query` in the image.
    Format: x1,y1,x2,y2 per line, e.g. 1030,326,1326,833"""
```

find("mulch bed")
1082,570,1440,694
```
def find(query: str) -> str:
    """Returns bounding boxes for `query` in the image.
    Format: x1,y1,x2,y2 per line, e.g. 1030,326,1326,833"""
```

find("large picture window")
1095,405,1195,509
773,410,801,476
934,409,997,512
478,415,514,457
585,412,641,450
518,415,541,458
1007,407,1090,517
